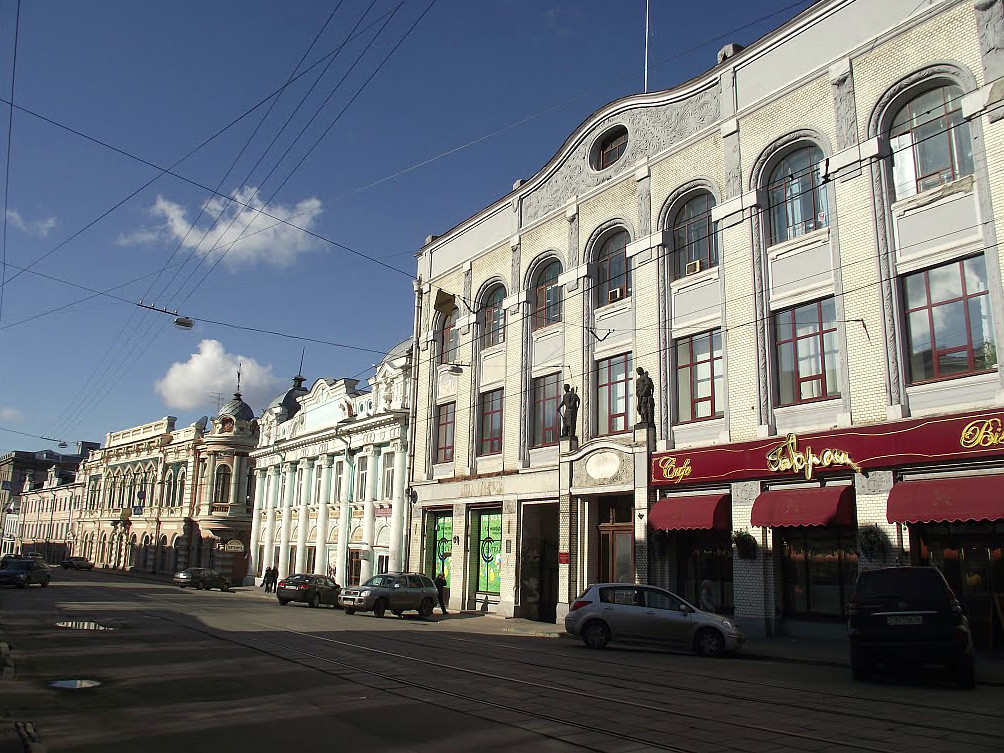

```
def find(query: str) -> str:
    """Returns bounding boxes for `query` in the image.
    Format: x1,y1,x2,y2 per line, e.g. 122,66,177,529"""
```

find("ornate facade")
248,340,412,586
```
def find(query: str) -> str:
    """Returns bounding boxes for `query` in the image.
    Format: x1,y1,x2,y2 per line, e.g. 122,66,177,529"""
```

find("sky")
0,0,814,456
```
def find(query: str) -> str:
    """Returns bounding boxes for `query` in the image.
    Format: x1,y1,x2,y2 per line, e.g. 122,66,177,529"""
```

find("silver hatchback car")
564,583,744,656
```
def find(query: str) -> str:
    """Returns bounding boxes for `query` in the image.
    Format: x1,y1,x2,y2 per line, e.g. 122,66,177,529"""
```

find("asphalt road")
1,570,1003,752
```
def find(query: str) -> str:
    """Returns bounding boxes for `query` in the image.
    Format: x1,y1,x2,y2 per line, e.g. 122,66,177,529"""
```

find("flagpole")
644,0,650,93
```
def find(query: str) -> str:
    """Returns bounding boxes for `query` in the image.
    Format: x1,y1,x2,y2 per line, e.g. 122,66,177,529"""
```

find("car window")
322,577,336,588
11,561,31,571
364,575,395,588
407,575,423,588
856,568,949,608
419,575,435,588
599,587,642,606
643,589,684,611
394,576,408,589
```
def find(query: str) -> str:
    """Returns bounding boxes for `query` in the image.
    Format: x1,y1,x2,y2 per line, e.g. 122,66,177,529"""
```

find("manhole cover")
55,621,114,631
49,679,101,689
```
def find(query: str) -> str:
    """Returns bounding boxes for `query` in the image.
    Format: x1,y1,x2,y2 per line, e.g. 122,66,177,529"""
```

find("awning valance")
887,475,1004,524
750,485,854,527
649,494,730,531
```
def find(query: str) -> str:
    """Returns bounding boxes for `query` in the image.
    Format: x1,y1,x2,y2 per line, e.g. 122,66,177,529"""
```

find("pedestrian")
265,566,277,593
434,572,448,615
699,580,715,613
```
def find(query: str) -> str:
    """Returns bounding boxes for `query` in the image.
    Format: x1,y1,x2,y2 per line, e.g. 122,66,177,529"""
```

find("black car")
848,566,975,688
277,574,341,608
0,559,51,588
60,556,95,570
173,567,230,591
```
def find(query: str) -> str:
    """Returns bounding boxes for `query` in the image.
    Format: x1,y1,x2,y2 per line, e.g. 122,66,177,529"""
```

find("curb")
0,641,14,679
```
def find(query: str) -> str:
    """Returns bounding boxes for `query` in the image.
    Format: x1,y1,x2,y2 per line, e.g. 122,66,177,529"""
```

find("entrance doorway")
520,503,559,622
598,495,634,583
347,550,363,586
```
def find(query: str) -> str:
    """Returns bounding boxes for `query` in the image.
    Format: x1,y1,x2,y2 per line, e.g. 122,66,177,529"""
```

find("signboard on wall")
558,552,569,564
222,539,245,553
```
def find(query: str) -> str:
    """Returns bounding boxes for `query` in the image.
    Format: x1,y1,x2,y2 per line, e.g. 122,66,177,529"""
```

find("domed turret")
267,374,309,421
219,391,255,422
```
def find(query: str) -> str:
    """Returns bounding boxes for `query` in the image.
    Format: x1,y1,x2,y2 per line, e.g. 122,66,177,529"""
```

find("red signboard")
558,552,570,564
651,408,1004,487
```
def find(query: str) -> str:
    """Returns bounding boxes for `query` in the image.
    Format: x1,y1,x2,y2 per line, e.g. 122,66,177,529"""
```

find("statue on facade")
635,367,655,426
558,384,580,438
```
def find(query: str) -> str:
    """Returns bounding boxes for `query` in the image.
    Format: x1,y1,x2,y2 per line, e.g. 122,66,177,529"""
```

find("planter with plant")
732,529,758,560
857,524,889,561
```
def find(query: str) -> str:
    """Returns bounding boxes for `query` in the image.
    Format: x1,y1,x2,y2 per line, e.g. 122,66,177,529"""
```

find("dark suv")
848,566,975,688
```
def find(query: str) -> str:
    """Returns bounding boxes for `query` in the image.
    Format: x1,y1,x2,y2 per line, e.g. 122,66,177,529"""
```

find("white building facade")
14,465,83,563
409,0,1004,649
249,341,412,586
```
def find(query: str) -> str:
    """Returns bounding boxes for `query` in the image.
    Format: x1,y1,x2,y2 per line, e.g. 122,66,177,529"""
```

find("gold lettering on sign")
656,455,692,483
766,433,861,480
959,419,1004,449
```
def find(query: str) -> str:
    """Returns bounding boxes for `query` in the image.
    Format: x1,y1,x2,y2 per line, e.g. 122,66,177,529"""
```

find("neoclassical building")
73,390,258,582
14,464,83,563
409,0,1004,647
248,340,412,586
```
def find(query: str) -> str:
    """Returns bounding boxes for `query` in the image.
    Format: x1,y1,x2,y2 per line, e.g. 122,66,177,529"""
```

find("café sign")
765,433,861,480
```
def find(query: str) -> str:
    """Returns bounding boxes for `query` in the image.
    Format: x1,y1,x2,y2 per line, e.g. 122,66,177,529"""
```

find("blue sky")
0,0,813,455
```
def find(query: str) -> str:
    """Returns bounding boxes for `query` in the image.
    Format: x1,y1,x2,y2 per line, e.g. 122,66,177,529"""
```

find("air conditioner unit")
607,287,625,304
685,259,702,276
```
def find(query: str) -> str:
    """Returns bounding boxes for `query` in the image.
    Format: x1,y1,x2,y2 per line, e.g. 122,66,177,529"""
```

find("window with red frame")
532,373,561,447
672,193,718,279
766,146,828,246
903,255,997,383
533,261,562,330
482,286,506,347
676,329,723,423
775,298,841,405
438,307,460,365
435,403,455,463
596,127,628,170
597,353,631,435
596,231,630,306
478,389,504,455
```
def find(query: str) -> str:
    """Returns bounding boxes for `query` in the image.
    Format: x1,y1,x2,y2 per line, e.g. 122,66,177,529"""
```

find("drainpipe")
404,276,423,571
332,424,354,582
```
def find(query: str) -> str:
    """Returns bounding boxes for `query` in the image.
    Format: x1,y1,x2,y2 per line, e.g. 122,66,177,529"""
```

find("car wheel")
344,608,355,615
955,659,976,689
418,598,434,618
392,610,403,617
309,594,320,609
582,620,610,650
41,578,49,588
221,583,230,592
694,628,725,658
278,599,290,606
18,582,27,589
62,565,69,570
195,581,204,590
178,584,185,588
373,598,388,618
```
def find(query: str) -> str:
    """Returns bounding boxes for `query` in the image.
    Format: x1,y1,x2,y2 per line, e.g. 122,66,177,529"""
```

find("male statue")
635,367,655,426
559,384,580,438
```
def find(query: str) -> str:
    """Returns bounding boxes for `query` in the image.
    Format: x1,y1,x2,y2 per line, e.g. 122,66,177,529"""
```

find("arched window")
177,471,186,507
165,471,174,507
533,260,562,329
889,84,973,200
437,306,460,365
215,466,232,504
596,230,630,306
672,193,718,279
766,145,827,246
481,285,506,347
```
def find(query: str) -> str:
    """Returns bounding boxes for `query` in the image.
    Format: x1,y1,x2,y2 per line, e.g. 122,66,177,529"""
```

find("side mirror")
394,583,402,589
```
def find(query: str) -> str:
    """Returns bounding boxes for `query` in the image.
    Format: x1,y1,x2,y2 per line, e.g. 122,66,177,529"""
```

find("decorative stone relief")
523,84,721,223
976,1,1004,95
832,67,859,151
572,449,632,488
731,480,761,505
637,175,652,237
855,470,893,495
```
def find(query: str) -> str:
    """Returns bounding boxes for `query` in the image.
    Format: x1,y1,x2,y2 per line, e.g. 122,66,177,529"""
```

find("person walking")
699,580,715,613
264,566,277,593
434,572,448,615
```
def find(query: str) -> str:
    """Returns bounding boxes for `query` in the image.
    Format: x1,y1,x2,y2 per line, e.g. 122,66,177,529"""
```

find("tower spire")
236,362,242,395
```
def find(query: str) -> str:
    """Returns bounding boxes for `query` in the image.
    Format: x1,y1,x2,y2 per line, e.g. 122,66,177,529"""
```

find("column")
278,462,295,579
205,452,218,515
360,450,379,582
389,441,407,572
336,455,352,584
263,466,279,569
314,455,333,576
229,455,241,509
247,469,266,582
295,460,311,573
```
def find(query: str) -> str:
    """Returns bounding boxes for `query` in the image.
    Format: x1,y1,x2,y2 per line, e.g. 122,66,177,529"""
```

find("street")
1,570,1002,752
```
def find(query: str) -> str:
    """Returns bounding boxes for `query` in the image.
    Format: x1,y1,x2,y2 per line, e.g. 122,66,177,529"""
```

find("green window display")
475,510,502,594
425,512,453,586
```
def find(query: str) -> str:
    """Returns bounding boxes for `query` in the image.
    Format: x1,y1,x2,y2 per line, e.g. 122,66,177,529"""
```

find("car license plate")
887,615,922,625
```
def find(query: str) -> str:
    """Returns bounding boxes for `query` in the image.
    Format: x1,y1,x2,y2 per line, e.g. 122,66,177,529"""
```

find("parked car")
848,566,975,688
24,552,44,560
60,556,94,570
0,554,19,568
338,573,438,617
276,574,341,608
172,568,230,591
0,559,51,588
564,583,744,656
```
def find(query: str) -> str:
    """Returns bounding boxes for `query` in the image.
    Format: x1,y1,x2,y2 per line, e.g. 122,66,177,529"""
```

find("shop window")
779,527,857,619
481,285,506,347
597,353,631,435
775,297,841,405
473,510,502,594
676,329,723,423
766,145,828,246
533,260,563,329
437,307,460,365
903,255,997,383
890,84,973,200
672,192,718,279
478,389,503,456
424,511,453,585
435,403,455,463
676,531,733,614
596,231,631,306
532,372,561,447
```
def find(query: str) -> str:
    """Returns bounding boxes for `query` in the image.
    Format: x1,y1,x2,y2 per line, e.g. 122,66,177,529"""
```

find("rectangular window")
333,462,344,501
676,329,723,423
780,527,855,619
314,472,322,505
597,353,631,435
532,373,561,447
435,403,455,463
357,457,368,500
382,453,395,499
775,298,840,405
903,255,997,383
475,510,502,593
424,511,453,585
478,389,504,456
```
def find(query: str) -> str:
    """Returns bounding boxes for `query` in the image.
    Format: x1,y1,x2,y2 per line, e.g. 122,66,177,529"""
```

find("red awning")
887,475,1004,524
649,494,730,531
750,485,855,527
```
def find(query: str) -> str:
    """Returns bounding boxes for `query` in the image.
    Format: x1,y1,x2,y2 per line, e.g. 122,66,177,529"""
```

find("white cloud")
0,407,24,422
6,209,56,237
155,339,284,414
116,188,323,268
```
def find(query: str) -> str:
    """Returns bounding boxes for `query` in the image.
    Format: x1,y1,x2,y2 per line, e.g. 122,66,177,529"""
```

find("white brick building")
408,0,1004,647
